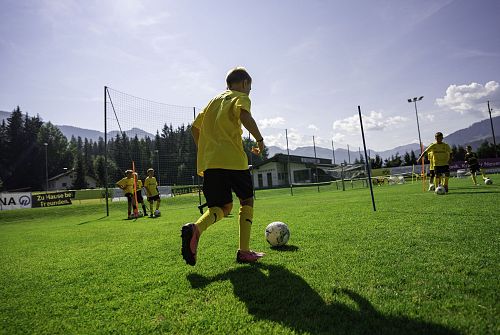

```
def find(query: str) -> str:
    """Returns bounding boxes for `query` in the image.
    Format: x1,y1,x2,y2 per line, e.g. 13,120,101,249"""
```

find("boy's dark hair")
435,132,443,137
226,67,252,87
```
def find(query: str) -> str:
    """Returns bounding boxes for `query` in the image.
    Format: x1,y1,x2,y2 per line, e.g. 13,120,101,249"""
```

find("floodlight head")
407,99,412,103
413,97,418,101
418,96,424,100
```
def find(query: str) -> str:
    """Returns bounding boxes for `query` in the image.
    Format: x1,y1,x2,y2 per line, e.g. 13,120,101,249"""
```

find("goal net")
104,87,199,203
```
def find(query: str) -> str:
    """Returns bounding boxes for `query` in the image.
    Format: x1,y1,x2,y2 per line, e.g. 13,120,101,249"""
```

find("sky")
1,0,500,151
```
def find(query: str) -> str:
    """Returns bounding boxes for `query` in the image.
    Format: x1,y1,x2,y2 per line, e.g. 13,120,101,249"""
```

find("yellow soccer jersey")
144,176,159,196
428,151,434,170
192,90,251,176
425,142,451,166
116,177,134,194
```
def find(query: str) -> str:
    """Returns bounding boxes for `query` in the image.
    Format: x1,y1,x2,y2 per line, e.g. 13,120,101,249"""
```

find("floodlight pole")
487,101,498,157
331,140,336,165
44,142,49,192
408,96,424,155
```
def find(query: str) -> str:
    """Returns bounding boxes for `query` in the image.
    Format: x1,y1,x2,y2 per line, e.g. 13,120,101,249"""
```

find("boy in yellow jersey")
465,145,486,185
428,151,435,191
181,67,265,265
116,169,138,218
134,173,148,216
144,168,161,217
418,132,452,192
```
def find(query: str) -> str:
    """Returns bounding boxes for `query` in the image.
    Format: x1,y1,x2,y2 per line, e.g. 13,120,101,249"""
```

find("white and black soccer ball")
484,178,493,185
435,185,446,195
265,221,290,247
138,210,144,217
154,209,161,217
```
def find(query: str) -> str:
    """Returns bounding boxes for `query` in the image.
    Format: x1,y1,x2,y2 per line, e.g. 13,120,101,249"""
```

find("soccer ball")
265,221,290,247
428,184,435,192
138,210,144,217
484,178,493,185
435,185,446,195
154,209,161,217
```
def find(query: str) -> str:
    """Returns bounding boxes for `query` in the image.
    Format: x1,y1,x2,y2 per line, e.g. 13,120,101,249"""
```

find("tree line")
0,107,269,192
1,106,497,191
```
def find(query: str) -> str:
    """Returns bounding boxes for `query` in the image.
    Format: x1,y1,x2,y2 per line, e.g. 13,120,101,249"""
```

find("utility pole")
488,101,498,157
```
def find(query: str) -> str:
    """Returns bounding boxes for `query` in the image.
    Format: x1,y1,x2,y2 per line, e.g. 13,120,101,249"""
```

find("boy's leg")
196,206,225,233
471,171,477,185
156,199,161,210
231,170,265,263
181,169,228,266
479,168,487,180
149,200,154,216
238,200,253,252
127,195,132,217
443,167,450,192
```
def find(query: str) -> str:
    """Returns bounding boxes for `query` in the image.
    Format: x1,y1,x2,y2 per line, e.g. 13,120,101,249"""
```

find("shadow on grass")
77,216,107,225
270,244,299,252
448,190,499,195
188,264,460,335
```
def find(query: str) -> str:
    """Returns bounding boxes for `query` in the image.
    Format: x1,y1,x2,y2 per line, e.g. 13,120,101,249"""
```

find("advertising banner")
0,192,33,211
31,191,76,208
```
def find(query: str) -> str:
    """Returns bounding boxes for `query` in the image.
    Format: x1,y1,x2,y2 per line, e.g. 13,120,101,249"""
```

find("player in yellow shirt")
144,168,161,217
418,132,452,192
116,169,138,218
181,67,265,266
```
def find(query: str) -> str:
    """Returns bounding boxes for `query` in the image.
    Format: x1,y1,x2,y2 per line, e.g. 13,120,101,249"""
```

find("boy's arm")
240,109,264,155
417,143,434,162
417,148,427,162
191,126,200,148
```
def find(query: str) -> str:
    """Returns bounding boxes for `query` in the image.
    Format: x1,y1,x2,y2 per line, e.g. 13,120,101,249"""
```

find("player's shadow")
77,216,107,225
188,264,460,335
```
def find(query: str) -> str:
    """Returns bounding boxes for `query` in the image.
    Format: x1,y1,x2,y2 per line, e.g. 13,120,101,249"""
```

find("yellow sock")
239,205,253,251
196,207,224,234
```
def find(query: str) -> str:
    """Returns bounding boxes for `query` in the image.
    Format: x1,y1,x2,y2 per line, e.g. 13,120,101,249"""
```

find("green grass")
1,177,499,334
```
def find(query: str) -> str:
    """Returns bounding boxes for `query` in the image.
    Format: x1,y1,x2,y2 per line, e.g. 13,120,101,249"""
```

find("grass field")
1,177,499,334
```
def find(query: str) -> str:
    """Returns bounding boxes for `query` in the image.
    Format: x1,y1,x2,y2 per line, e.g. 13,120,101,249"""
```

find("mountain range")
1,110,498,161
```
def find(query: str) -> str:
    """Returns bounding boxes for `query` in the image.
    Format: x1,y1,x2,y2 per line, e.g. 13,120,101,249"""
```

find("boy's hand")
251,140,264,156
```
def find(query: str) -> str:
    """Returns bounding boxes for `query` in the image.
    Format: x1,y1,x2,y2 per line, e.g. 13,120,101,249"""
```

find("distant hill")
58,125,156,141
444,116,500,148
57,125,104,141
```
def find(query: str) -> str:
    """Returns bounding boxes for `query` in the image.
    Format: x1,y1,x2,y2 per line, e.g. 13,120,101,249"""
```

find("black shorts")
469,164,480,174
434,165,450,177
148,194,160,202
136,192,144,203
429,169,435,178
203,169,253,207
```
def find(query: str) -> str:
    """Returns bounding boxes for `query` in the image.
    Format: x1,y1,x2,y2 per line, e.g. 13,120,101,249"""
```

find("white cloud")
307,124,318,131
257,117,285,129
422,113,435,122
435,81,500,114
333,111,408,133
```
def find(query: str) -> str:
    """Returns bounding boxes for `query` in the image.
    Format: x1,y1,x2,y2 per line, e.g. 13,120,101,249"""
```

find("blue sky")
1,0,499,151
